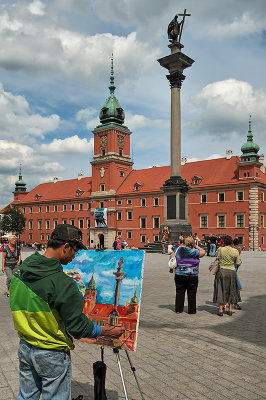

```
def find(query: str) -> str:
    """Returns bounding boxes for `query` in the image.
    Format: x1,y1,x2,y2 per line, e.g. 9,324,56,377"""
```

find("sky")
1,0,266,208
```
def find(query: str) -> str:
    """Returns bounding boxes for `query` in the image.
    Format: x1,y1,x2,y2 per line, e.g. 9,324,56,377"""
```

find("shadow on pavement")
71,380,119,400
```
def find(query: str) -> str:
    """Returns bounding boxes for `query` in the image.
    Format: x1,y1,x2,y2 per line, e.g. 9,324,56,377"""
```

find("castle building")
2,60,266,250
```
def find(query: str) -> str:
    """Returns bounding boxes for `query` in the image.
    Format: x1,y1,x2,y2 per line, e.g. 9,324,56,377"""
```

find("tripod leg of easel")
125,350,145,400
113,349,129,400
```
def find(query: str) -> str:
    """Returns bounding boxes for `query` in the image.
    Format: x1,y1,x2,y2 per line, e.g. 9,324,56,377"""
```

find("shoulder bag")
209,247,221,275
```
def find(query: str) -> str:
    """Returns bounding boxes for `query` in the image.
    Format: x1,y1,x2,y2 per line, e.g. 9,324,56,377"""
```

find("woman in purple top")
174,237,205,314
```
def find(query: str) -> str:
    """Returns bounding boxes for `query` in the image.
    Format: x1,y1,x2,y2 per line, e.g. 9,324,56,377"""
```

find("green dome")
130,290,138,305
240,118,260,163
14,165,27,192
87,272,96,290
99,56,125,125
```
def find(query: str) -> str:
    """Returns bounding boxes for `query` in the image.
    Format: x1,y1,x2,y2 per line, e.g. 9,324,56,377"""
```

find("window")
102,149,105,156
120,171,124,177
140,217,146,229
236,235,244,245
71,204,75,211
70,219,75,226
200,215,208,228
53,219,58,228
41,234,44,241
154,235,159,242
218,193,225,202
218,215,225,228
117,200,122,205
237,191,244,201
79,203,83,211
54,205,58,212
22,208,26,214
29,233,32,241
29,207,33,213
47,234,50,240
38,206,42,213
153,217,160,229
100,184,105,192
261,191,264,202
100,201,104,208
201,194,207,203
236,214,244,228
127,211,132,220
262,235,265,245
88,202,91,210
119,148,123,156
46,205,50,212
29,220,33,230
63,204,67,211
154,197,159,206
63,219,67,224
261,214,264,228
38,220,42,229
117,211,122,221
141,235,146,243
127,231,132,239
79,219,84,229
141,198,146,207
46,220,50,229
117,231,122,237
127,199,132,205
87,219,90,228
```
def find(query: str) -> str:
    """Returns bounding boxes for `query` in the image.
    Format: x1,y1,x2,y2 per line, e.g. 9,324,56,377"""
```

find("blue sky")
1,0,266,208
64,250,144,306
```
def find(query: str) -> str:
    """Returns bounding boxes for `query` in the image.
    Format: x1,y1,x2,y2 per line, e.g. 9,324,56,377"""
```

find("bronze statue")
168,15,181,43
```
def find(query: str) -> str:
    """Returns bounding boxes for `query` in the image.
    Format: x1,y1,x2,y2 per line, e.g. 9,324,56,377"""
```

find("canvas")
64,250,144,351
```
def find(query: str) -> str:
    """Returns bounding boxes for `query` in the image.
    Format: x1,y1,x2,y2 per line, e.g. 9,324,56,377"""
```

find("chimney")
53,177,58,184
181,157,187,166
259,154,265,173
226,150,233,160
78,173,83,181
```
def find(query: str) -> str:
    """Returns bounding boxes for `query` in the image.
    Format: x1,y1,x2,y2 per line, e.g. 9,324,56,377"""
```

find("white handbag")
168,249,178,269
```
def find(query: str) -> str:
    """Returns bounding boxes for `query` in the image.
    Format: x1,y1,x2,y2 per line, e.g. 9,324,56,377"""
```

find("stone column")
170,85,181,177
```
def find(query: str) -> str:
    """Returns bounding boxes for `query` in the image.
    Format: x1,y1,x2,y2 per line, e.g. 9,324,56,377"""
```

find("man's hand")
101,325,125,338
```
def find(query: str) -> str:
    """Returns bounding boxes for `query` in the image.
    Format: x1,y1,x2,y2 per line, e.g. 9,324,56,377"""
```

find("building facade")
2,63,266,250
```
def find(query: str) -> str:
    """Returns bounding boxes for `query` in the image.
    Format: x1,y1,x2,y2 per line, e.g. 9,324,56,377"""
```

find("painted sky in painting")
64,250,144,306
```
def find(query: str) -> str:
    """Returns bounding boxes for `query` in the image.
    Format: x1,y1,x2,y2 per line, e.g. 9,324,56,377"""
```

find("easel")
101,346,145,400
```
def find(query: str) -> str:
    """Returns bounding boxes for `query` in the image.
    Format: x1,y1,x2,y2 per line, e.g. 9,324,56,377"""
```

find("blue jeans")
18,339,71,400
210,243,216,256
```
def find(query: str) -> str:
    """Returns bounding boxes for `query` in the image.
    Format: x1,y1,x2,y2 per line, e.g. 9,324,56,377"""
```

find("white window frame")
99,201,104,208
117,200,122,205
127,199,132,205
71,203,75,211
100,184,105,192
38,206,42,213
127,210,132,220
53,219,58,228
46,220,50,229
79,219,84,229
29,233,32,241
41,234,44,241
38,220,42,230
141,235,146,243
200,214,208,228
154,234,159,242
236,191,244,201
154,197,159,206
70,219,75,226
218,192,225,202
261,234,264,245
46,205,50,213
79,203,83,211
201,193,207,203
63,219,67,225
141,198,146,207
63,204,67,211
261,214,264,228
261,190,264,202
236,213,245,228
117,211,122,221
54,205,58,212
29,220,33,230
217,214,226,228
153,216,160,229
127,231,132,240
140,217,146,229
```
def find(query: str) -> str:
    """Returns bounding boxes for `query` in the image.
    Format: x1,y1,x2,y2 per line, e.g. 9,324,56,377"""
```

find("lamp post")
249,225,259,251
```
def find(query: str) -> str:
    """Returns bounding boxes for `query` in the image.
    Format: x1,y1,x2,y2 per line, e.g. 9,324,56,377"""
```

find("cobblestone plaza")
0,250,265,399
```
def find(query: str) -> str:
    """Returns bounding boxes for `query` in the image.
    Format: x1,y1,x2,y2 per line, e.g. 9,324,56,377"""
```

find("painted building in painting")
2,61,266,250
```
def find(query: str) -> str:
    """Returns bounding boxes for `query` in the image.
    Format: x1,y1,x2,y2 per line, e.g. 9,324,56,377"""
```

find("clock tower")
90,56,133,248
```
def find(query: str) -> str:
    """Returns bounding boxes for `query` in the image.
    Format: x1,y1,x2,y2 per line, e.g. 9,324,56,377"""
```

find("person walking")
209,234,217,256
213,235,241,316
9,224,124,400
233,238,242,310
173,237,205,314
2,235,21,297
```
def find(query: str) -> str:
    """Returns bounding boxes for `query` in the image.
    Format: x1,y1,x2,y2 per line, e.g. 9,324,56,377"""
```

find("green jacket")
9,252,94,351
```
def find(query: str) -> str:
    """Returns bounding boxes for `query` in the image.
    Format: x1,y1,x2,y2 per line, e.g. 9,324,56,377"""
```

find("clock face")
117,135,124,147
100,135,107,147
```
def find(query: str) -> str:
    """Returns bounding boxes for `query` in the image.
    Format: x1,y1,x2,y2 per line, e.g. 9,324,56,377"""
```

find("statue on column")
168,15,181,43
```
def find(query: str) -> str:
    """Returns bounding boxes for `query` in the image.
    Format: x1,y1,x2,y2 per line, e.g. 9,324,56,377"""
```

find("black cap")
51,224,87,250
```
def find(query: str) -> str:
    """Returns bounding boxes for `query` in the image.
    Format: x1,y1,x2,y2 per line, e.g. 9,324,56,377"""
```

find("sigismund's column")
157,12,194,241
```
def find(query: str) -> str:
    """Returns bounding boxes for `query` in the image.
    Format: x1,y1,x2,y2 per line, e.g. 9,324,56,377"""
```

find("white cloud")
101,270,115,277
39,135,93,156
125,112,169,130
28,0,46,16
123,277,140,286
0,83,60,140
76,107,97,122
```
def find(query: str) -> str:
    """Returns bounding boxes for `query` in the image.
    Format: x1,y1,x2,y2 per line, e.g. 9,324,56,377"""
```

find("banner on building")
64,250,145,351
94,208,107,227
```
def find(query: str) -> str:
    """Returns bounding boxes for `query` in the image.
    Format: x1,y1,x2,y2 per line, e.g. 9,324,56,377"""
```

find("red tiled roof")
17,177,92,203
90,303,137,318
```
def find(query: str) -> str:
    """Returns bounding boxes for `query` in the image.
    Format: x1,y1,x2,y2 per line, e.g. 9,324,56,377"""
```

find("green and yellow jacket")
9,252,94,351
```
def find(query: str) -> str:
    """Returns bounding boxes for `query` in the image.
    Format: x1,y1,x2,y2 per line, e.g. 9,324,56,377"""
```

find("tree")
0,205,26,235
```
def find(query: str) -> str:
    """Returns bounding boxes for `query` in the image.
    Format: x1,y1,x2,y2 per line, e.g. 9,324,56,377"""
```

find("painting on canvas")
64,250,144,351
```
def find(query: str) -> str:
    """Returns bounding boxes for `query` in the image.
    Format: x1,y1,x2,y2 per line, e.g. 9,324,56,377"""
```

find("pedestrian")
213,235,241,316
116,236,122,250
161,235,166,254
233,238,242,310
2,235,21,297
112,236,117,250
9,224,125,400
209,234,217,256
173,237,205,314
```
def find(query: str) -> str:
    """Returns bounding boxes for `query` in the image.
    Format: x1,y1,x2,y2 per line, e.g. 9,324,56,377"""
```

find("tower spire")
14,164,27,193
109,53,116,95
240,116,260,163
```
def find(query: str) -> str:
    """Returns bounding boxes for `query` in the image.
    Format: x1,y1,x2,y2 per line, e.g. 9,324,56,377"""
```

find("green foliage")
0,205,26,235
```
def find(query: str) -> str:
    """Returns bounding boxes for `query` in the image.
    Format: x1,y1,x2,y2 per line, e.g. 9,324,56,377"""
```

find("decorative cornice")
166,71,186,88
